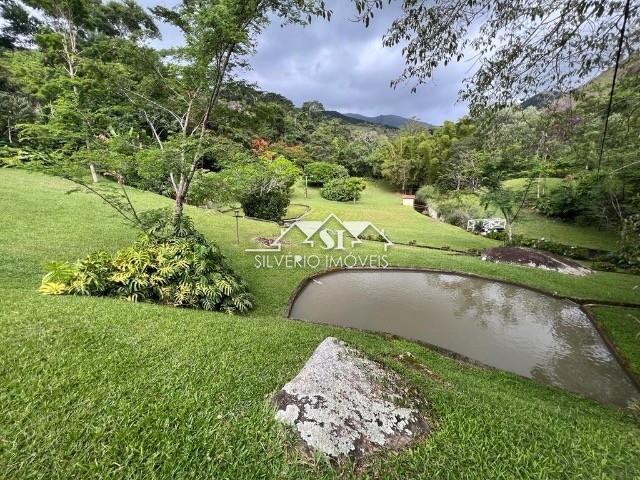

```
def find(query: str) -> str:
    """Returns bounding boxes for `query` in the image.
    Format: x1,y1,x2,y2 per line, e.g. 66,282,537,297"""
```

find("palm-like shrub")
40,212,253,313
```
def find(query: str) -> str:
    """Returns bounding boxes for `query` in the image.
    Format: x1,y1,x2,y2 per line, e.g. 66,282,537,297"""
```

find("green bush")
221,156,299,222
536,182,583,220
320,177,366,202
304,162,348,186
616,214,640,270
240,188,290,222
437,195,486,228
40,212,253,313
592,261,617,272
415,185,440,204
188,170,231,207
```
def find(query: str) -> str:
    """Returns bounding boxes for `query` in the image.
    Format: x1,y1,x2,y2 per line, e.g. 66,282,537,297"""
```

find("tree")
482,179,535,243
0,0,40,49
225,155,300,221
129,0,329,218
304,161,348,186
371,128,436,193
1,0,159,180
354,0,640,113
320,176,366,202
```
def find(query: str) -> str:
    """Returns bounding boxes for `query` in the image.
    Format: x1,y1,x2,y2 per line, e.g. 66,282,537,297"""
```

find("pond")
289,270,639,406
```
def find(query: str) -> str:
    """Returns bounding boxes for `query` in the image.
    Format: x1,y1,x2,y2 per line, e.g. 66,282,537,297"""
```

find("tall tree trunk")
175,193,184,217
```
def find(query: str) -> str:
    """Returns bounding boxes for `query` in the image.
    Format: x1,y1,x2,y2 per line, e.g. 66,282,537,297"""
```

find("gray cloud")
142,0,470,124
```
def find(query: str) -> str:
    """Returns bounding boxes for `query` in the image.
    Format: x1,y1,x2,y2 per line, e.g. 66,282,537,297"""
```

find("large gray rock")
273,337,429,460
482,246,592,276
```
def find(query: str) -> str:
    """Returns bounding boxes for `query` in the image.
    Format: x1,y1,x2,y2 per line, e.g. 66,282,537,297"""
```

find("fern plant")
40,212,253,313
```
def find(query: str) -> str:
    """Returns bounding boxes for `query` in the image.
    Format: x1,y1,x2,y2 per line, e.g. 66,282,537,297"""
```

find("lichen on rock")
273,337,429,460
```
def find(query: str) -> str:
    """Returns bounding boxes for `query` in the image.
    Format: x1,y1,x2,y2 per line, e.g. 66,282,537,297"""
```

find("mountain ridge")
324,110,436,129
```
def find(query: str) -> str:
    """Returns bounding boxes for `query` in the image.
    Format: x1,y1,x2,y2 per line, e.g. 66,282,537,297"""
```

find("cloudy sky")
143,0,472,124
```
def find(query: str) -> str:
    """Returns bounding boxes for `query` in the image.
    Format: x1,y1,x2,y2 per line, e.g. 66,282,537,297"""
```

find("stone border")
281,203,311,224
284,266,640,401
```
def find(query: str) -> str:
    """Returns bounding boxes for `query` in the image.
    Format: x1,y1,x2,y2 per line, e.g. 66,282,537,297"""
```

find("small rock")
273,337,429,460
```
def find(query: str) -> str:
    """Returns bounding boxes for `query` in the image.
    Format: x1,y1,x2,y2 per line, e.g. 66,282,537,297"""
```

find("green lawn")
290,180,499,251
503,177,564,194
592,306,640,380
514,210,619,251
503,177,619,251
1,169,640,478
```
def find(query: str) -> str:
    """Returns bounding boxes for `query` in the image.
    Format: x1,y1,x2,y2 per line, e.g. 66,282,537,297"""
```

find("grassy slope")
503,177,619,251
592,306,640,380
1,169,639,479
515,210,619,251
290,180,500,250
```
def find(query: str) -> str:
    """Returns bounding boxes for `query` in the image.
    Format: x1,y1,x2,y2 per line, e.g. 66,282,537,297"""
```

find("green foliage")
304,161,348,186
437,194,488,228
241,188,290,222
482,180,536,241
592,261,617,272
355,0,637,115
415,184,440,204
320,176,366,202
187,155,300,221
188,170,230,207
618,213,640,268
231,156,298,221
535,179,587,220
486,231,603,261
40,212,252,313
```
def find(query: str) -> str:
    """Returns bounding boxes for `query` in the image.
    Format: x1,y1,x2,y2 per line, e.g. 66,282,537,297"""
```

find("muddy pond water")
289,270,639,406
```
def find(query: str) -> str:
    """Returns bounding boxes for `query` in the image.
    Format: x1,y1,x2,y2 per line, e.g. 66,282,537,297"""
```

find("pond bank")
287,269,640,406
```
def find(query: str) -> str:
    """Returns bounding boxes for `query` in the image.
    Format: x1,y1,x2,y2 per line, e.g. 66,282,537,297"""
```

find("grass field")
289,180,500,251
1,169,640,479
514,210,619,251
504,177,619,250
592,306,640,380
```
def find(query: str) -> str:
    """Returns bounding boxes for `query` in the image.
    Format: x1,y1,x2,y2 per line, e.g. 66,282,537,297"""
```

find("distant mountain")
323,110,375,126
521,56,640,108
344,113,435,129
520,91,561,109
324,110,435,129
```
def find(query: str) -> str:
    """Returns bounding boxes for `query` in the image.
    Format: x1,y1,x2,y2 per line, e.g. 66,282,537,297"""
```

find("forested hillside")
0,1,638,268
1,1,640,477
